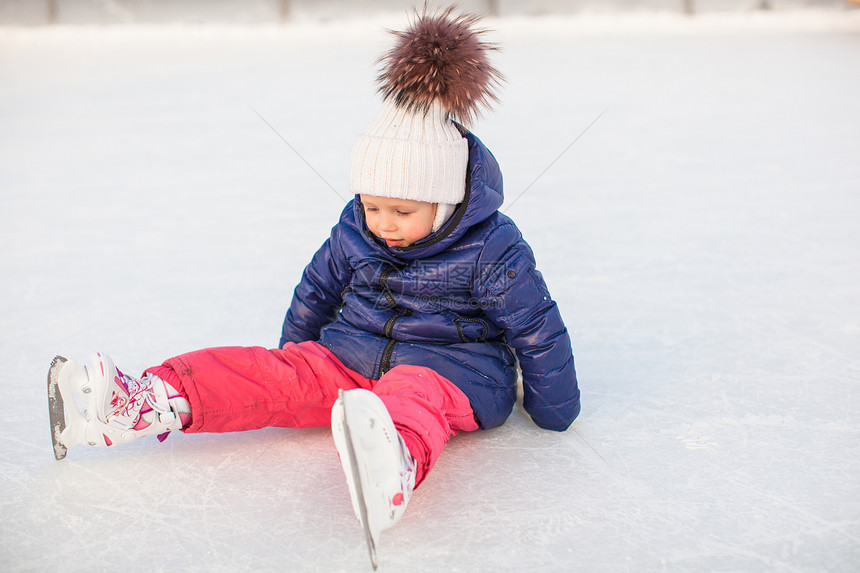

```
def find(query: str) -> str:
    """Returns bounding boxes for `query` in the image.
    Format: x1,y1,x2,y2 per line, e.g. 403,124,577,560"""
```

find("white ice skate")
47,353,189,460
331,388,416,570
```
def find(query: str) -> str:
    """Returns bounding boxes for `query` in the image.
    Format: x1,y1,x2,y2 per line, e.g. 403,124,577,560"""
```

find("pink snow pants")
145,341,478,486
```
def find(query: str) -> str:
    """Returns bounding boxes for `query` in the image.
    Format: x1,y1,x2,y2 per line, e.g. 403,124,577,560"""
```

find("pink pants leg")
145,341,478,485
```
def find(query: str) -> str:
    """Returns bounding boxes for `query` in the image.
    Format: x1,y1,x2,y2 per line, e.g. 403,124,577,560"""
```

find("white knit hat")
350,101,467,231
349,7,502,233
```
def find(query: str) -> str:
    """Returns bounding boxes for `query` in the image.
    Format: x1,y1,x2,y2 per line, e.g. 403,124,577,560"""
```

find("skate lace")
107,370,169,426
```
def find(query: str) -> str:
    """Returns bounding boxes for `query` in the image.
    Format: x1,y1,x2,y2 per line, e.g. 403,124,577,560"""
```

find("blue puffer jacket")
280,129,580,431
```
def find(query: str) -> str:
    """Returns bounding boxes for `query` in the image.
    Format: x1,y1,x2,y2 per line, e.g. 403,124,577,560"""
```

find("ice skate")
331,388,416,570
47,353,190,460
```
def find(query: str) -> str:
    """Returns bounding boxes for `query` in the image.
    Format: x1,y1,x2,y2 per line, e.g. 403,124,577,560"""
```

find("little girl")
47,7,580,567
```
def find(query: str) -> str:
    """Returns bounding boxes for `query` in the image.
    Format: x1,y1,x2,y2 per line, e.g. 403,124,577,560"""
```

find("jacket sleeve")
474,224,581,431
279,224,352,348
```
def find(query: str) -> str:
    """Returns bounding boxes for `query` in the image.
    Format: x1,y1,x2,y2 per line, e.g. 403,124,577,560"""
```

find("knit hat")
350,7,503,232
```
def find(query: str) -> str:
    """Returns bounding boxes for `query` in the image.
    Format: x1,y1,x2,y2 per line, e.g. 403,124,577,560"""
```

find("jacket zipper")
380,268,397,307
378,308,412,378
378,339,396,378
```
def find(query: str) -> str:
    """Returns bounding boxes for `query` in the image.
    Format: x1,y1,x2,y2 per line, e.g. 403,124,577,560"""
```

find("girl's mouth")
384,239,403,247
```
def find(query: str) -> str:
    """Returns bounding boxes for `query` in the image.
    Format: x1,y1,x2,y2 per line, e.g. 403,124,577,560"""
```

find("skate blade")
338,389,379,571
47,356,69,460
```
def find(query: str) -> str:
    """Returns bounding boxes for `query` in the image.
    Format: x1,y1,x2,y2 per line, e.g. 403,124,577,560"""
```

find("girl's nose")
379,214,397,232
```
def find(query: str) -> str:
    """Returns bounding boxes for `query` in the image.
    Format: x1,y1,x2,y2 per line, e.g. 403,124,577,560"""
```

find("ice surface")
1,11,859,573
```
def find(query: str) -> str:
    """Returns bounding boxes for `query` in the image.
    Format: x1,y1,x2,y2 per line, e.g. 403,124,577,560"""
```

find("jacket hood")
352,128,503,261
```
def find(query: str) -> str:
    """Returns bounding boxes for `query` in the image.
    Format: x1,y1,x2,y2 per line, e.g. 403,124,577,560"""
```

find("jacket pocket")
454,317,489,343
479,251,533,296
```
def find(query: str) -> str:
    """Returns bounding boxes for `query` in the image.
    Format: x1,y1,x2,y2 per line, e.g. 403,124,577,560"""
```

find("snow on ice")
1,10,859,573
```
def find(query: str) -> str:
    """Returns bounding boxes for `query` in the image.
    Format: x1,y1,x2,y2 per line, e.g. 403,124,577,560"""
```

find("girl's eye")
396,211,411,216
365,207,378,213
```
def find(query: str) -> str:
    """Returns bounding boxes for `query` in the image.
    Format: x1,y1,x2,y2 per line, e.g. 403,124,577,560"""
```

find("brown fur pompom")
377,6,503,126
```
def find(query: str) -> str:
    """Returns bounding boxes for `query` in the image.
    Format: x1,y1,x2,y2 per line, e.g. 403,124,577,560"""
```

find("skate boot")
331,388,416,570
47,353,191,460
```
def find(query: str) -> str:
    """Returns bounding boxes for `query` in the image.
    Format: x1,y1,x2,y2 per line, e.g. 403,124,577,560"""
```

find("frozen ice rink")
2,10,859,572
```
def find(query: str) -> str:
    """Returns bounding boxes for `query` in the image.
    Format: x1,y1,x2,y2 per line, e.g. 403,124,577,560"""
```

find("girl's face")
360,195,437,248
